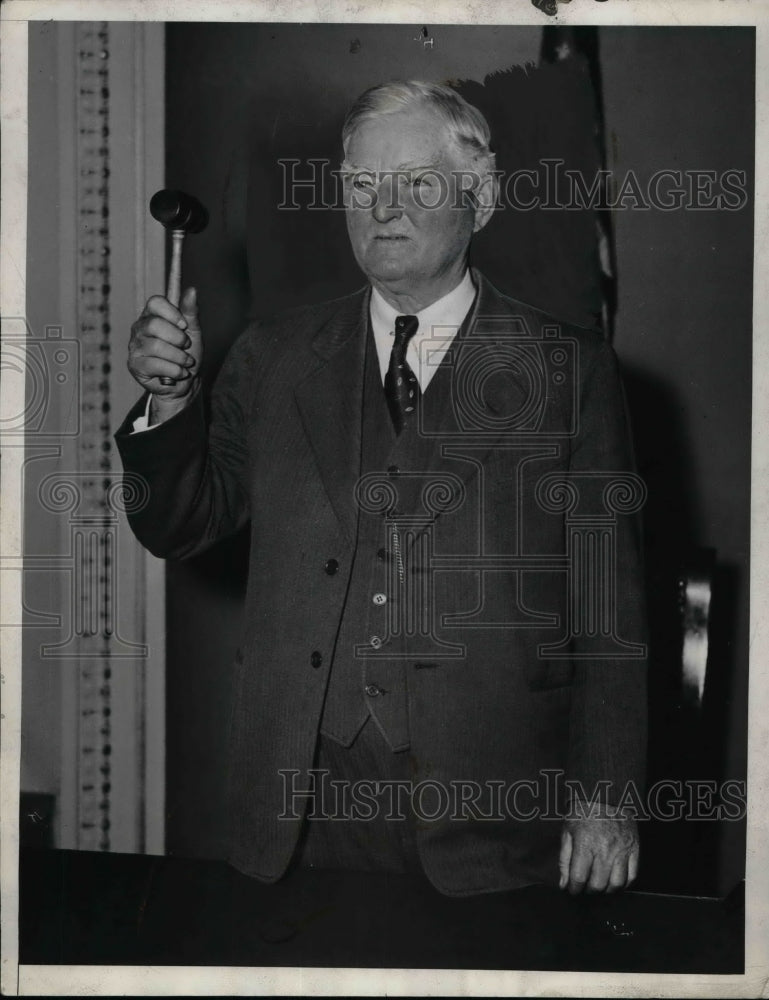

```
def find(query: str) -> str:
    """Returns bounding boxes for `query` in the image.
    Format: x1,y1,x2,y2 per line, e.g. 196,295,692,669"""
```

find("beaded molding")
75,22,112,851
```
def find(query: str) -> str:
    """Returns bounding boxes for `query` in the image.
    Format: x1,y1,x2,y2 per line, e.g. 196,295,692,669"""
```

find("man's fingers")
562,816,640,895
627,844,640,885
140,356,192,383
135,314,190,349
141,293,188,328
558,828,573,890
567,842,593,895
586,856,612,894
138,334,195,368
179,286,199,329
128,291,202,399
606,854,629,893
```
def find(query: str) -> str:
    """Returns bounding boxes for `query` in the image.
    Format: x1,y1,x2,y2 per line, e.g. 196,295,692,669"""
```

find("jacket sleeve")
114,324,258,560
565,336,649,806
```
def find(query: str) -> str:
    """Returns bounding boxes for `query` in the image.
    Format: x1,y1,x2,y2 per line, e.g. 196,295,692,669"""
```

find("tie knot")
394,314,419,345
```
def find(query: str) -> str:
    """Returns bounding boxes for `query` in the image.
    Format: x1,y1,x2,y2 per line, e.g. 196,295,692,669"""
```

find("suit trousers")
294,716,421,874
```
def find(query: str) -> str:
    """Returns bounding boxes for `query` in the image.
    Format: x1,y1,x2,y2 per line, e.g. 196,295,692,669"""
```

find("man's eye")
352,176,373,190
412,175,432,188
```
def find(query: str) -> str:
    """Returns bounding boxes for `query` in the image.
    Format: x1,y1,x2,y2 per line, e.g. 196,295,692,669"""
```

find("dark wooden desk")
19,849,743,972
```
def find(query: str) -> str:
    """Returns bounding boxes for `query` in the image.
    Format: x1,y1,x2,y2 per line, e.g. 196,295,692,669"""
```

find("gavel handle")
160,229,186,386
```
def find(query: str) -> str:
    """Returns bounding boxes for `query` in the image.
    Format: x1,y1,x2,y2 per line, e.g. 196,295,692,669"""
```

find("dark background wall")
599,28,753,895
164,24,753,897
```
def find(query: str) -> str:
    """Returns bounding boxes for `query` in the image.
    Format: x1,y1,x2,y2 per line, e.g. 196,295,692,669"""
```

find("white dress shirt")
131,270,476,433
369,268,476,392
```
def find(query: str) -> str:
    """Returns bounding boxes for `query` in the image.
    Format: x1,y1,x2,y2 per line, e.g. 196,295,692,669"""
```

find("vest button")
365,684,383,697
388,465,400,476
369,635,383,649
377,548,387,562
372,592,387,606
310,650,323,669
324,558,339,575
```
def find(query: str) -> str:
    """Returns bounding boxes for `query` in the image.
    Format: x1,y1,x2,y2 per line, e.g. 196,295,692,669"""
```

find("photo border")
2,1,767,996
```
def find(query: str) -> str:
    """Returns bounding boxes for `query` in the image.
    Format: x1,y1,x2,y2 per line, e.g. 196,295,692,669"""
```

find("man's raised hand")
127,286,202,400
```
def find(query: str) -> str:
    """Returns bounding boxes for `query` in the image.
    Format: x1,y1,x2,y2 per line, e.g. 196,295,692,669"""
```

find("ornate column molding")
44,21,166,855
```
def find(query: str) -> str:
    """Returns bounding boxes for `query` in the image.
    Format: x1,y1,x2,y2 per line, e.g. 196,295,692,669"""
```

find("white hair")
342,79,497,181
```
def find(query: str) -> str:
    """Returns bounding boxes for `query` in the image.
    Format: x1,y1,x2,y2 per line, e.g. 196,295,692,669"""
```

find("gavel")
149,189,208,386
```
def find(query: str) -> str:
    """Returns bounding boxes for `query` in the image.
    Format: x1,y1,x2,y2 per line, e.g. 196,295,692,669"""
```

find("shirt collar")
369,269,476,341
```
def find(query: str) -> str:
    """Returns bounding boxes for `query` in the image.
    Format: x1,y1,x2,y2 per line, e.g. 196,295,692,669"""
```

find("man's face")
342,107,491,306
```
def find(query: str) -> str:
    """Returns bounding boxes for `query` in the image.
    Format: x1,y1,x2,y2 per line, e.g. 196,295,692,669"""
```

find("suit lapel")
293,289,369,543
394,271,543,549
411,270,537,480
292,273,542,546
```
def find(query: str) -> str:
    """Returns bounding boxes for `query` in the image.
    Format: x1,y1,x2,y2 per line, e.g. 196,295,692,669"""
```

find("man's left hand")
558,807,639,894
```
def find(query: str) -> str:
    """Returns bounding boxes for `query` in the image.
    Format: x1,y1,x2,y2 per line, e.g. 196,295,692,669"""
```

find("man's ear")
472,172,498,233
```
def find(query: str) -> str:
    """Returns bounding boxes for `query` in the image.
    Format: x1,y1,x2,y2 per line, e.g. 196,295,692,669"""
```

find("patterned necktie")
384,314,421,434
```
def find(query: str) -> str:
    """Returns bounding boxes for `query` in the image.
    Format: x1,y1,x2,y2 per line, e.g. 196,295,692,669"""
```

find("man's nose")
372,177,404,223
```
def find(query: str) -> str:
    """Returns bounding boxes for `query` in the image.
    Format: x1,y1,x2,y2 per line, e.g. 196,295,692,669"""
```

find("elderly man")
116,80,647,897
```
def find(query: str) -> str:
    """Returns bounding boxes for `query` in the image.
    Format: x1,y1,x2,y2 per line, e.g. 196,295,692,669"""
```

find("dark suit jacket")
115,270,647,896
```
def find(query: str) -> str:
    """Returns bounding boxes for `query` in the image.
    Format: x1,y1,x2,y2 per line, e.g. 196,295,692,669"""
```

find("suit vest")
319,316,457,752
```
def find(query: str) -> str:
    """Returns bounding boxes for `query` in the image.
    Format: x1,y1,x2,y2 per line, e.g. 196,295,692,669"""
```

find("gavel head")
149,189,208,234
